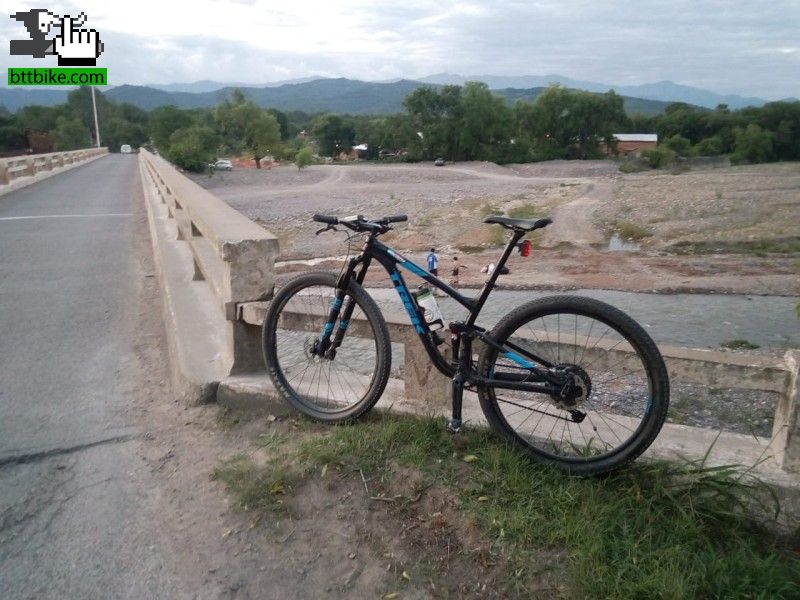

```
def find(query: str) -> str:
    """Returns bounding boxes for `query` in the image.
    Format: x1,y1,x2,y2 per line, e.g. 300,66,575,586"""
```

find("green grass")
721,339,761,350
293,414,798,599
215,407,241,430
479,203,504,217
671,238,800,256
507,203,546,219
613,220,653,241
211,453,297,513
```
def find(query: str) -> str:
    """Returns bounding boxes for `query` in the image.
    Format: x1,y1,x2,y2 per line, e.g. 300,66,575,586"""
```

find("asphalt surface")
0,155,185,598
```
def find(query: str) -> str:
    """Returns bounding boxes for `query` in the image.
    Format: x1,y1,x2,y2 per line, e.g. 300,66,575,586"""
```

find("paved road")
0,156,187,598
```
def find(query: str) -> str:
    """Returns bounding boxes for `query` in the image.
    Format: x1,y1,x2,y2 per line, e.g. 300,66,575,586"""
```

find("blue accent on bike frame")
503,351,535,369
398,259,429,278
389,270,426,334
339,319,349,329
331,298,342,310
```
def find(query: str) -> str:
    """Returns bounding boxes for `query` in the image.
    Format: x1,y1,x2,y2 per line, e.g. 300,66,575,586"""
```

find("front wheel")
262,271,391,422
477,296,669,475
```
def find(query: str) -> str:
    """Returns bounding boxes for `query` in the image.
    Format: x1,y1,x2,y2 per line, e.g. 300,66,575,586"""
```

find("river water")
367,288,799,350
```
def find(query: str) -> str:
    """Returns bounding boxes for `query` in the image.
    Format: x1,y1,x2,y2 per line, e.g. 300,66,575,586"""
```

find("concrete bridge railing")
139,149,279,373
0,147,108,185
236,300,800,474
137,152,799,475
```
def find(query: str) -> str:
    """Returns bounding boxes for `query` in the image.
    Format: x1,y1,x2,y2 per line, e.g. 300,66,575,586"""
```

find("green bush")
664,134,692,156
694,136,724,156
731,124,774,164
642,147,677,169
618,158,649,173
294,146,313,170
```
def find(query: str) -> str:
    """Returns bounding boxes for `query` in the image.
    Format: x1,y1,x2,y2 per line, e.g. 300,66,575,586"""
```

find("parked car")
120,144,132,154
209,159,233,171
434,157,445,166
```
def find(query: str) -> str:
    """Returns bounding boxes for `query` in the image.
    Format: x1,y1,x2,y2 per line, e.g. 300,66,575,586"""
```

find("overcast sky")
1,0,798,99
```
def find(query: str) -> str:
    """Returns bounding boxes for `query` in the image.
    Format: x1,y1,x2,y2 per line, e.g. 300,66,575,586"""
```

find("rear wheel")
262,272,391,422
477,296,669,475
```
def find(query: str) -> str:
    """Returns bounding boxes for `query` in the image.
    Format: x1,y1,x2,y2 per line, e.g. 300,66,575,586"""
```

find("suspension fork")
318,254,372,359
448,331,472,432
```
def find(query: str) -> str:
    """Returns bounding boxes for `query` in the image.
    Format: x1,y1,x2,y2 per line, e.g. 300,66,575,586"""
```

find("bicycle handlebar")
312,214,340,225
312,213,408,233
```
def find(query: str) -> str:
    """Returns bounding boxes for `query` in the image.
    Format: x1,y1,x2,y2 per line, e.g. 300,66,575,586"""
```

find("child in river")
449,256,467,286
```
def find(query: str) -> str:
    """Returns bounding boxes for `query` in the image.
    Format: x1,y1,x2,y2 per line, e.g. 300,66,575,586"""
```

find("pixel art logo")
9,9,104,66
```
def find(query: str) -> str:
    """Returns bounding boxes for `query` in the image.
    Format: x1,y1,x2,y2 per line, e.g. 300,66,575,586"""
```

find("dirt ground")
192,160,800,296
129,191,514,599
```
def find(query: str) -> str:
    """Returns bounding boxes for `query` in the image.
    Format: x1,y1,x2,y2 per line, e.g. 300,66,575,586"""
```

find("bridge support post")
773,350,800,473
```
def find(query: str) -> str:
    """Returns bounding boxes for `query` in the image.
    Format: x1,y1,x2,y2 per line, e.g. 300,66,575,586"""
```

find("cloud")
1,0,797,99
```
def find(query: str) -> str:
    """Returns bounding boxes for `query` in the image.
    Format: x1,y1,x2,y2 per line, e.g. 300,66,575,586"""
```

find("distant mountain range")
1,74,787,115
418,73,772,110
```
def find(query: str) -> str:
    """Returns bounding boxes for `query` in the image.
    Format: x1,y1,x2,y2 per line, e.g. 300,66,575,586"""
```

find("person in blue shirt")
426,248,439,276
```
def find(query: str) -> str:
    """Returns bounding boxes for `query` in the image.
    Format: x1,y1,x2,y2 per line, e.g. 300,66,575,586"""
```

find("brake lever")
315,224,338,236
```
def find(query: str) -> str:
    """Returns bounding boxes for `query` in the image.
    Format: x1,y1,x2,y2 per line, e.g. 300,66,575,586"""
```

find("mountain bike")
262,213,670,475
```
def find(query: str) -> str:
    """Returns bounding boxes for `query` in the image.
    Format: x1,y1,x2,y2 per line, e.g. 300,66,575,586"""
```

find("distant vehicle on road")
120,144,132,154
209,159,233,171
434,157,445,166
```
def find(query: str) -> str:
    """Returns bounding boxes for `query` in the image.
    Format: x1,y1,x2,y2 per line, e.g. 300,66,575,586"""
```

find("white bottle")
416,287,444,330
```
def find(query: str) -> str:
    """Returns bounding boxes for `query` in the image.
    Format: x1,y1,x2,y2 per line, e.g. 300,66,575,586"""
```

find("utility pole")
91,86,101,148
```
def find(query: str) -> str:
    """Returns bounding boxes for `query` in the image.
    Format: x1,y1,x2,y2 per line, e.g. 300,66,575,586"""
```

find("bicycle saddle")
483,215,553,231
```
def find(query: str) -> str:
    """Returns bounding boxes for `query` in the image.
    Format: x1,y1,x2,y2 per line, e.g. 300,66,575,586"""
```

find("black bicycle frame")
317,228,565,395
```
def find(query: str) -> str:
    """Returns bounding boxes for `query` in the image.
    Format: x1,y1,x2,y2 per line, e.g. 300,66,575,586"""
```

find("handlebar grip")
384,215,408,223
312,214,338,224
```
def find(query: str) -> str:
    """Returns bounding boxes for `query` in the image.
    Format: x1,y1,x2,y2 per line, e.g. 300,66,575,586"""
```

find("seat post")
466,228,526,326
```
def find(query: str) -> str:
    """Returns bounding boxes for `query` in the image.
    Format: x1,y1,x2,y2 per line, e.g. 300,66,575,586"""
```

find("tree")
15,104,62,133
311,114,355,157
267,108,290,140
148,105,194,150
0,125,27,153
731,124,773,164
294,146,313,170
166,126,218,172
404,85,462,159
513,85,626,160
566,89,626,159
755,101,800,160
66,87,112,144
52,116,90,150
456,82,512,161
244,113,281,168
0,109,26,153
214,92,281,167
103,117,148,152
657,103,706,144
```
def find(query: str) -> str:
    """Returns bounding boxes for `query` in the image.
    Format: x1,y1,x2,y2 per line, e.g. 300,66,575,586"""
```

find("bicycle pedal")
447,419,462,433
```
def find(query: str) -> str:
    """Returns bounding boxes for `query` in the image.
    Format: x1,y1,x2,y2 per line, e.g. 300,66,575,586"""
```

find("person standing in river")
449,255,467,286
427,248,439,276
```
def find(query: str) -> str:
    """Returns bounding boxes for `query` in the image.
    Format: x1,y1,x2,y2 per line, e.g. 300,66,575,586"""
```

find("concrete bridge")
0,150,798,596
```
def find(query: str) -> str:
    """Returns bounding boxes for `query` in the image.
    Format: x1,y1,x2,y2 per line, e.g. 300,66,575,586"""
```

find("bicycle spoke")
483,299,666,471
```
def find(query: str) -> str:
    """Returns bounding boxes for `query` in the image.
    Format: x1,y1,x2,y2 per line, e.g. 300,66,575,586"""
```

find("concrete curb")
0,152,109,198
138,158,230,405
